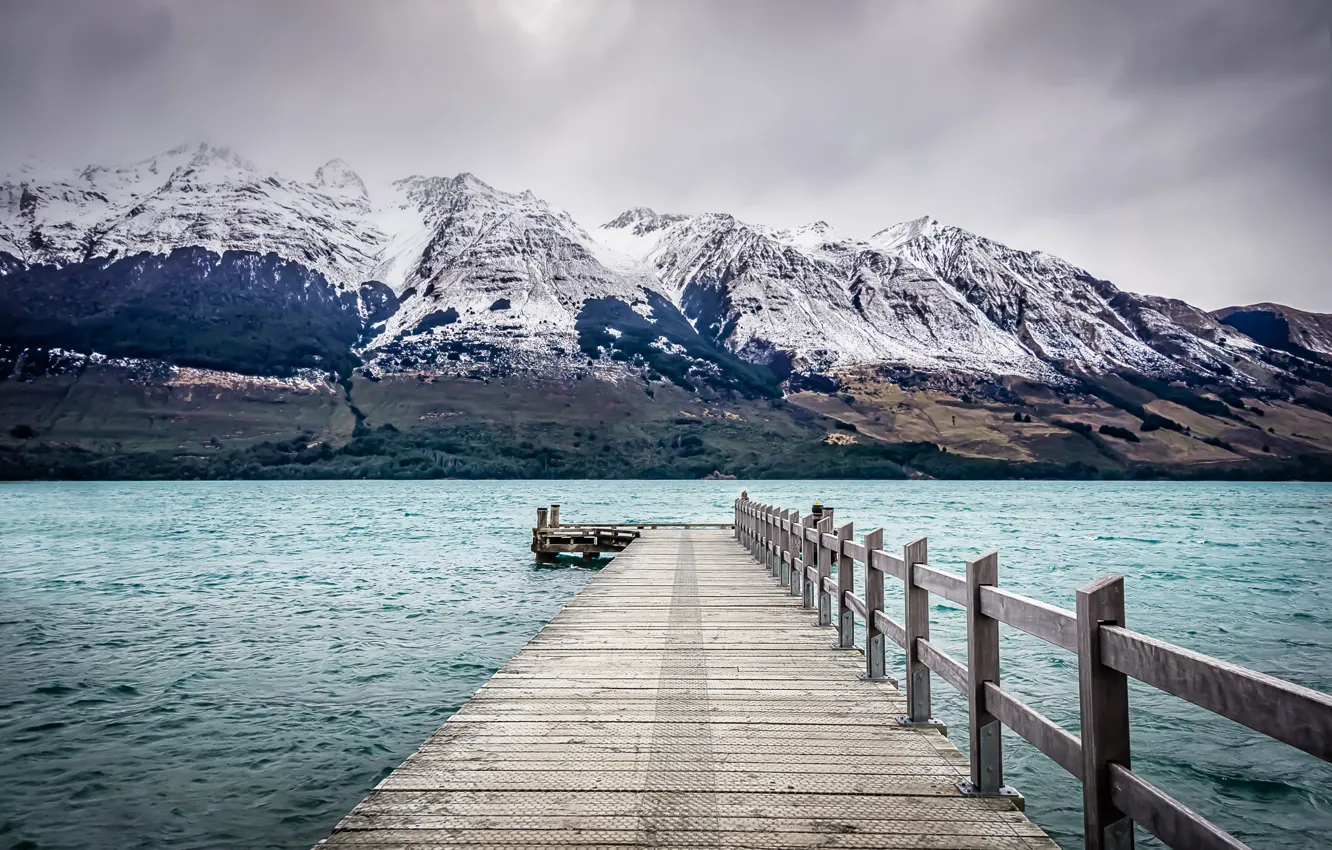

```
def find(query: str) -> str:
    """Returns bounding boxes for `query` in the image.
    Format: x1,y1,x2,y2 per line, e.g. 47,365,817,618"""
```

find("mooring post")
834,521,855,647
1077,575,1134,850
798,513,816,602
860,528,887,680
536,507,548,529
963,551,1013,798
902,536,937,726
550,504,560,528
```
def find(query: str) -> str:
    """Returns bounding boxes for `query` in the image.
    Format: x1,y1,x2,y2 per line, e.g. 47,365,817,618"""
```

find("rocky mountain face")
2,143,1328,406
1213,304,1332,360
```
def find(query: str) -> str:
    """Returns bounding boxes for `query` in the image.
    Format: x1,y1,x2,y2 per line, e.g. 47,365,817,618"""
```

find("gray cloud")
1,0,1329,310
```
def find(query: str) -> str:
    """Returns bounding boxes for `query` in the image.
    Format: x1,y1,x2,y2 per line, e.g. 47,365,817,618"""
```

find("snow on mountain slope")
1,143,1318,393
365,172,657,368
595,210,1061,380
0,143,383,290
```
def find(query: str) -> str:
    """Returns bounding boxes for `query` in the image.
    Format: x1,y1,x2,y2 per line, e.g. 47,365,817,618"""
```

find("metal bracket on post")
798,513,816,604
959,550,1020,802
832,521,855,648
859,528,891,682
814,516,834,623
1078,575,1135,850
900,535,944,730
766,506,778,576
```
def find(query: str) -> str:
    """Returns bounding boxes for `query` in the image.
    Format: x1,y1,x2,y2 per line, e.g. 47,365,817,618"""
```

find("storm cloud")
2,0,1329,310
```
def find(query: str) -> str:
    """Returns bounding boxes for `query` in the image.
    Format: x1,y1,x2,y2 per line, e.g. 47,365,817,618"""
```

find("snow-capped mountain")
0,143,1320,395
594,208,1270,385
1,143,382,290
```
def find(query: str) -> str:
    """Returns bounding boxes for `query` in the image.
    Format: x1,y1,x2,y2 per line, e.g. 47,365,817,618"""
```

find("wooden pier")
316,498,1332,850
530,503,733,563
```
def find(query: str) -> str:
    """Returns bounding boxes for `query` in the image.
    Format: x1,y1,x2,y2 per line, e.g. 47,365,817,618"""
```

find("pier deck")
316,529,1055,849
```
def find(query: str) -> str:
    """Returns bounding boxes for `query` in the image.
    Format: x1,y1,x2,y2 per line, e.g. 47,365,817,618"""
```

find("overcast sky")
2,0,1329,311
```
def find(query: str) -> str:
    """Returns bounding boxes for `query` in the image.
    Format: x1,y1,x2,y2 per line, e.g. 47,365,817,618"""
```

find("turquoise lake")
1,481,1329,850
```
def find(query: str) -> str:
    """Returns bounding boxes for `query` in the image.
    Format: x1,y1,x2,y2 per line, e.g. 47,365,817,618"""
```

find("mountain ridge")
3,143,1332,480
3,142,1319,392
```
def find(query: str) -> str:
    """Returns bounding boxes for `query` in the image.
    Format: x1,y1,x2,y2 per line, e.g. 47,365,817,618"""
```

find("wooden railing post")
733,499,740,539
860,529,887,680
746,504,755,555
902,536,939,726
550,504,560,528
834,522,855,645
757,504,765,559
799,513,817,604
764,505,776,574
814,516,834,619
1077,575,1134,850
778,509,791,586
962,551,1014,798
754,504,762,559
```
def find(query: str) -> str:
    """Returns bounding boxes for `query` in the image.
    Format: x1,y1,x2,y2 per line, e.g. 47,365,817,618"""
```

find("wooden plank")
914,563,968,607
1108,763,1250,850
1100,625,1332,762
983,682,1082,780
314,528,1055,850
872,548,906,581
846,591,867,620
979,586,1078,654
874,609,908,650
918,638,969,695
842,539,867,564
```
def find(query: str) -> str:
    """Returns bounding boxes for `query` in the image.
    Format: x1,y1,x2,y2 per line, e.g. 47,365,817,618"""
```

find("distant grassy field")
2,365,1331,480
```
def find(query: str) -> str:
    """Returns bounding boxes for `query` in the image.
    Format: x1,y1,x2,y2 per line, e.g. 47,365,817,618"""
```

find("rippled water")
1,481,1329,850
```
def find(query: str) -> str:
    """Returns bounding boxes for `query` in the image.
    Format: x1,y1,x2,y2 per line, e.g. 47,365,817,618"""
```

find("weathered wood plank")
917,638,969,695
314,529,1055,850
1107,763,1250,850
1100,625,1332,762
914,563,968,607
983,683,1082,780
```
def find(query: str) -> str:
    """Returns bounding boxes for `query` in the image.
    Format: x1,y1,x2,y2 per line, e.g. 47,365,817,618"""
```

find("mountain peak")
603,206,689,236
869,215,939,250
314,158,368,198
449,172,494,192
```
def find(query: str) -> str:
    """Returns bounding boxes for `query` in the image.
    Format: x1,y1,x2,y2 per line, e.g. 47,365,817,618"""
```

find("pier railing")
734,498,1332,850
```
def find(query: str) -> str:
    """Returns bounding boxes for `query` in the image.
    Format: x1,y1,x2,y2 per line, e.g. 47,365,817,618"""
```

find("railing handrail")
733,496,1332,850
